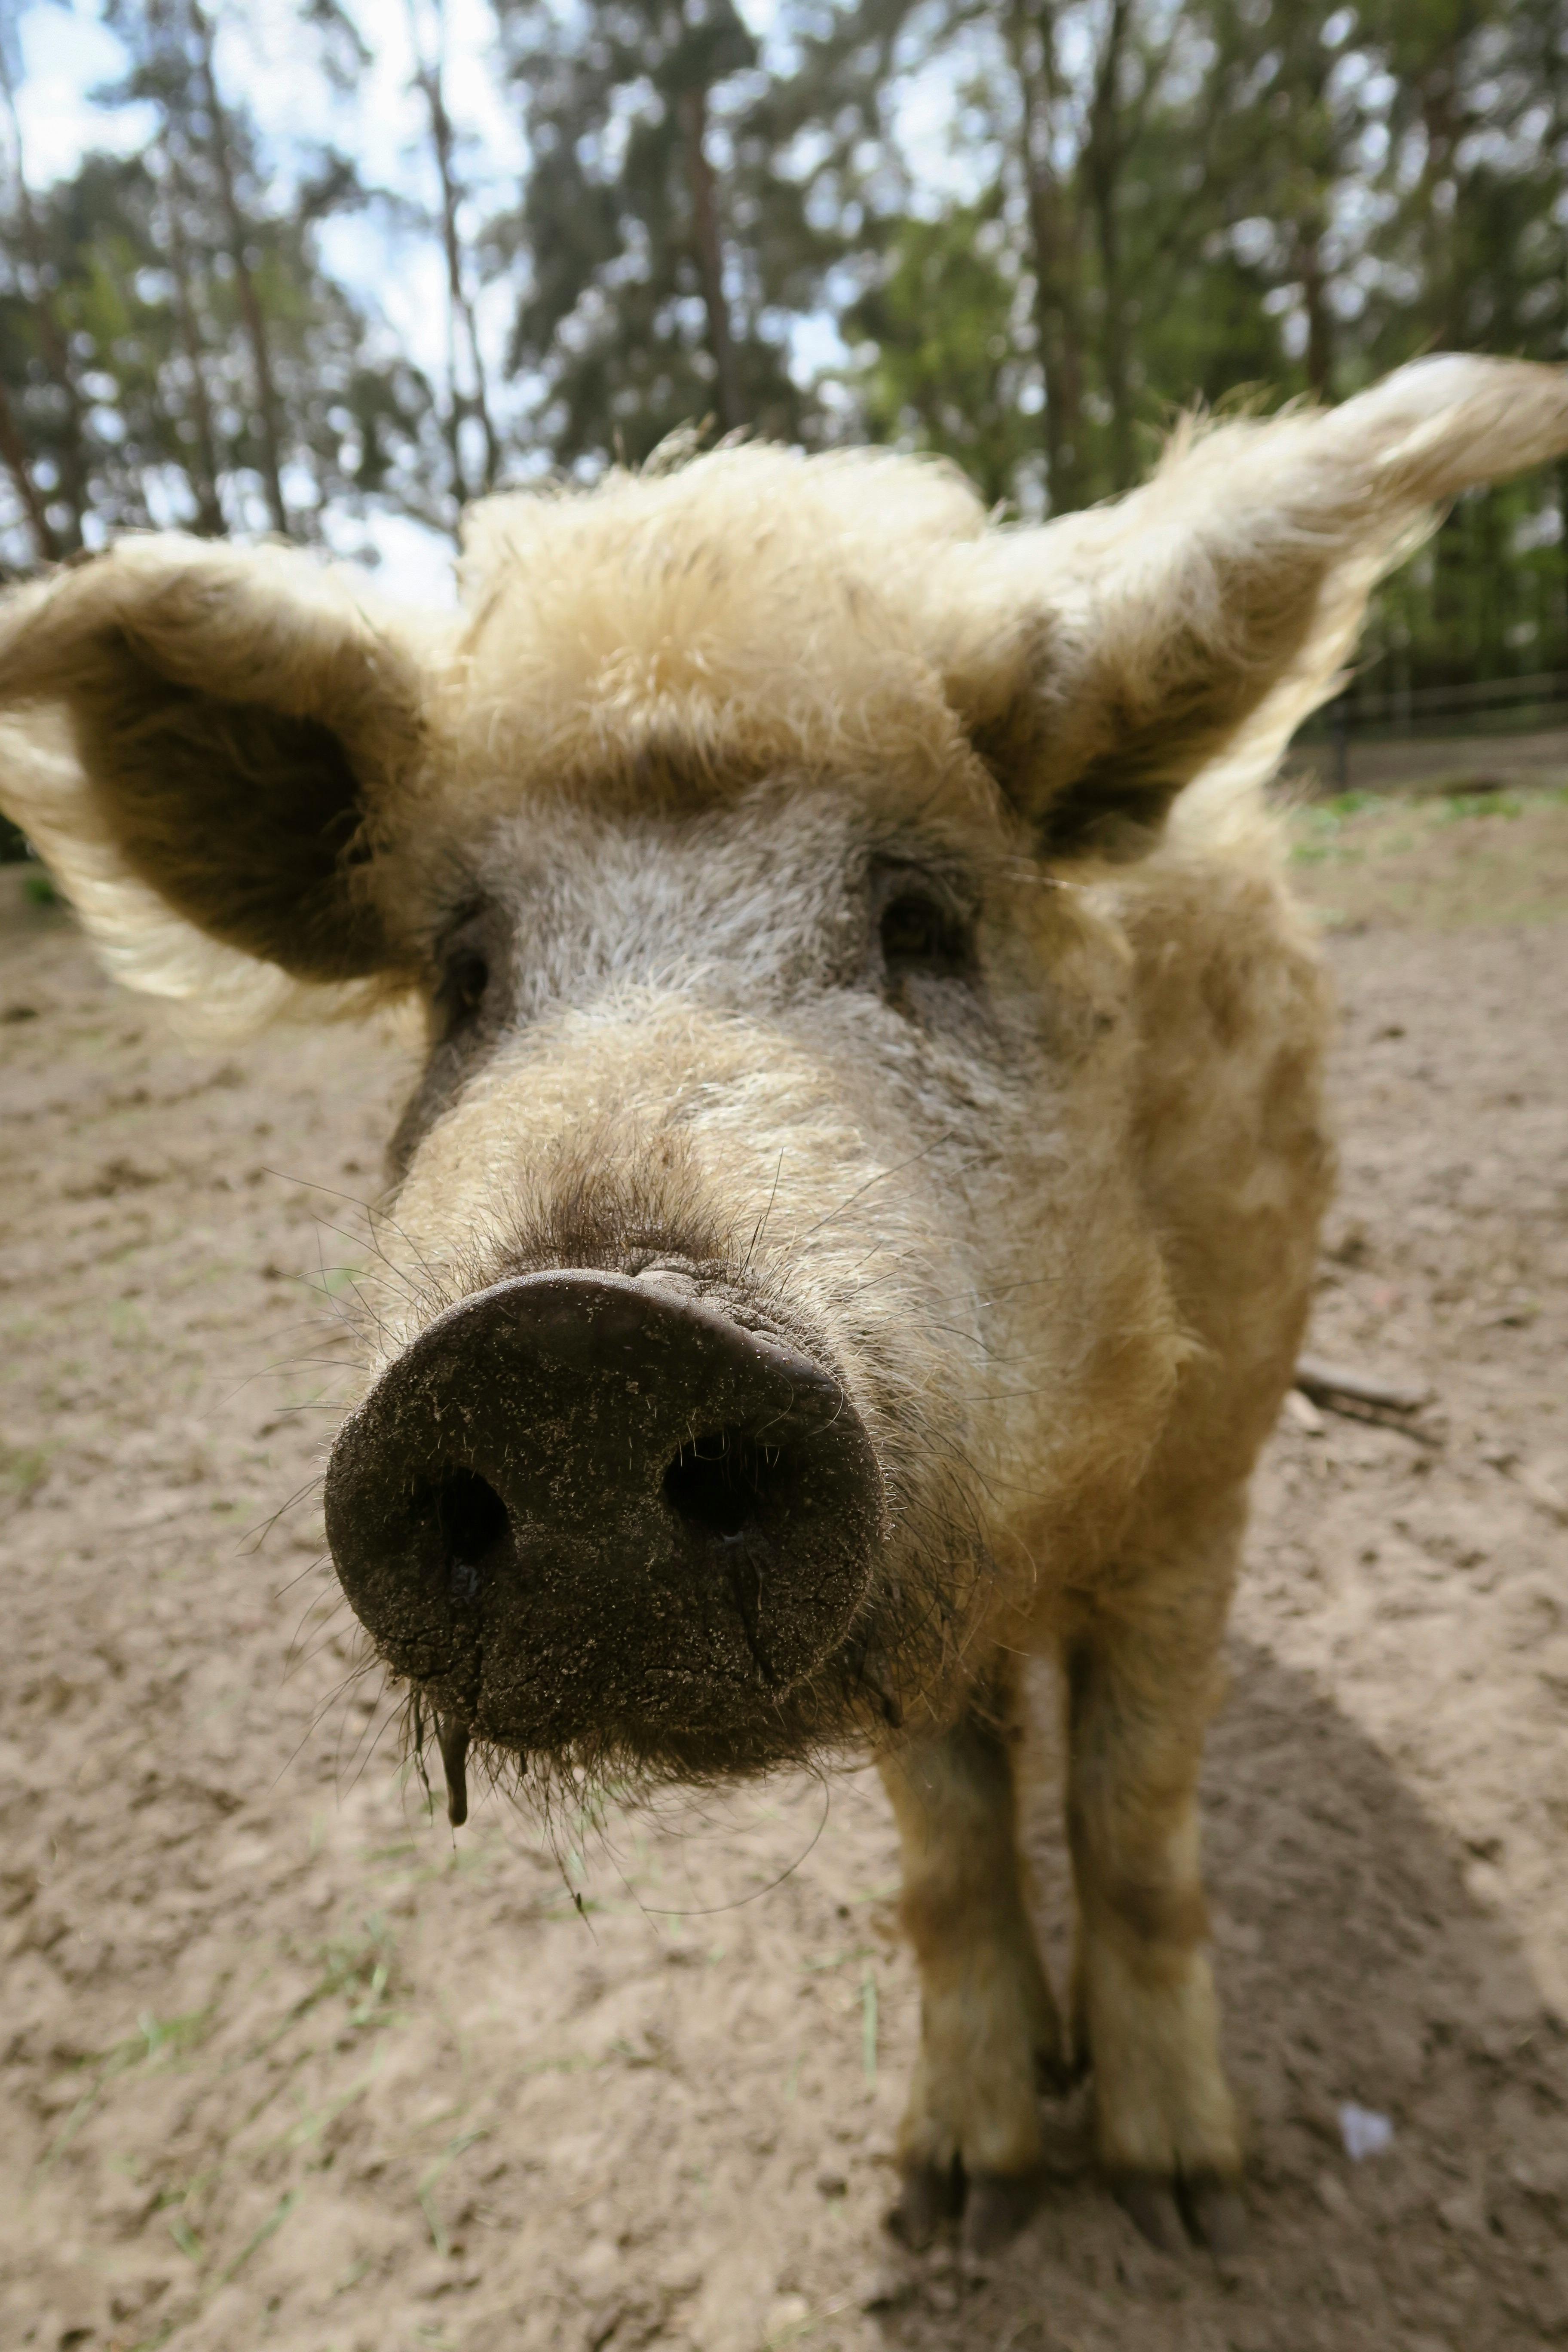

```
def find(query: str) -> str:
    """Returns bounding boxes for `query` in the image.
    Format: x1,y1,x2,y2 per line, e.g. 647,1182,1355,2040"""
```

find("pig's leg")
1064,1534,1246,2254
880,1681,1067,2256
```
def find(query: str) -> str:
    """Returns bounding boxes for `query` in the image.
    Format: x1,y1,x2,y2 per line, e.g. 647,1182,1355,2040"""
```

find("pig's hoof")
960,2168,1042,2258
1114,2170,1248,2257
885,2159,961,2252
1114,2172,1186,2255
1180,2172,1248,2257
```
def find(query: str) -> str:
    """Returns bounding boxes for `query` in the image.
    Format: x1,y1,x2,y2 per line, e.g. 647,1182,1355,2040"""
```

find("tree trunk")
409,0,500,508
1298,214,1334,398
1086,0,1134,490
161,144,227,537
677,81,742,434
1007,0,1087,514
1418,56,1461,351
0,372,58,562
0,54,87,549
189,0,290,536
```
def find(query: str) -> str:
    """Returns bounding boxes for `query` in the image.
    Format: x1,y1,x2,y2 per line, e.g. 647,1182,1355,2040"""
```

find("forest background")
0,0,1565,734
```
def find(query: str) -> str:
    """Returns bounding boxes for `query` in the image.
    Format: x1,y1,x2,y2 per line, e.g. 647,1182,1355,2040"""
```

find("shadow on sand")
867,1637,1568,2352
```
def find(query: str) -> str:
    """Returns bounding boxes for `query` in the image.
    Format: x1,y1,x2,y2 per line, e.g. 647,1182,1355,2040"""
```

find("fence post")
1331,694,1349,793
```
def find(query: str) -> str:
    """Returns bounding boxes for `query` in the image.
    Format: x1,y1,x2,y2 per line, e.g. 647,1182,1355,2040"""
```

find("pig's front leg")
879,1681,1068,2257
1065,1517,1247,2254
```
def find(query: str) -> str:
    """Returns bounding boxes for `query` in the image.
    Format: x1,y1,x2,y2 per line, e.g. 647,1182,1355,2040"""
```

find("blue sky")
8,0,532,592
4,0,976,596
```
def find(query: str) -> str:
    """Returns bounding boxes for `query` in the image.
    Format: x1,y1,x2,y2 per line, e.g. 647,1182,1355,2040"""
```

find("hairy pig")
3,354,1565,2260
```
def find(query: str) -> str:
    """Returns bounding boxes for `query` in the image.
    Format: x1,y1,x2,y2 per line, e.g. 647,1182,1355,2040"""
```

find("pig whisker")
210,1335,351,1409
640,1773,833,1917
273,1549,335,1602
283,1571,355,1646
309,1224,402,1337
285,1598,360,1678
946,1386,1076,1404
327,1277,400,1351
283,1582,350,1674
257,1166,383,1217
284,1604,350,1679
270,1649,380,1792
262,1177,432,1297
330,1657,405,1788
237,1469,328,1554
793,1130,962,1242
341,1694,407,1798
740,1149,785,1274
258,1170,442,1307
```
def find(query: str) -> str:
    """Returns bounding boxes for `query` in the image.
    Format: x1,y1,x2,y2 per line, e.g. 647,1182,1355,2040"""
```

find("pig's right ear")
0,537,426,1011
935,356,1568,858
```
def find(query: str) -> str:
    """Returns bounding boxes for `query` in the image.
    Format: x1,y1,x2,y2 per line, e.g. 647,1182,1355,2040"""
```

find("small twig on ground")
1294,1354,1434,1415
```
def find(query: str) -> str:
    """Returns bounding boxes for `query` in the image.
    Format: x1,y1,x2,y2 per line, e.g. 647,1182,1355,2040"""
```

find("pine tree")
491,0,821,468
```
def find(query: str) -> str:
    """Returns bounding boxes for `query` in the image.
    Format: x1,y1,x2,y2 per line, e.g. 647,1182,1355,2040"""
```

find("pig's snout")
323,1270,882,1759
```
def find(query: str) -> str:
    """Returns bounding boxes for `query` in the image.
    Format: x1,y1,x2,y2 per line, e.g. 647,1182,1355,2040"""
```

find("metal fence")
1298,667,1568,793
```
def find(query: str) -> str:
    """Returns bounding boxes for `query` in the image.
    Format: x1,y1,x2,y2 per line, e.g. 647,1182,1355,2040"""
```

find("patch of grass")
1288,777,1568,929
214,2185,301,2286
1437,789,1524,821
798,1944,876,1975
417,2127,487,2254
107,1298,151,1349
22,866,58,907
37,2009,214,2177
236,1915,403,2071
1289,793,1390,865
165,2209,205,2263
277,2048,386,2155
2,1443,49,1496
314,1914,400,2029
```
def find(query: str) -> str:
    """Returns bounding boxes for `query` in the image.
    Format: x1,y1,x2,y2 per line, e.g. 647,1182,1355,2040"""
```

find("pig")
1,353,1564,2262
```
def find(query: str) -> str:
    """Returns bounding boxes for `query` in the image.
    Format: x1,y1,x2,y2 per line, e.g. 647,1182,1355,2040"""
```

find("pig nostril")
435,1467,510,1599
327,1273,882,1741
663,1428,791,1540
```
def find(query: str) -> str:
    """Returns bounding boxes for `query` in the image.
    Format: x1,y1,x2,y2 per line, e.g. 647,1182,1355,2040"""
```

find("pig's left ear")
937,356,1568,856
0,536,427,1012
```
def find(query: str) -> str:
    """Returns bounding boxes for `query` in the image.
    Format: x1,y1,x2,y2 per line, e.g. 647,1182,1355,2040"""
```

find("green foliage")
844,205,1038,508
0,0,1562,696
493,0,822,466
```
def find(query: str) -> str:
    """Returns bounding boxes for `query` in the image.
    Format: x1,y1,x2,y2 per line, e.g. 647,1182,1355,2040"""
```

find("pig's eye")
879,888,975,983
441,948,490,1028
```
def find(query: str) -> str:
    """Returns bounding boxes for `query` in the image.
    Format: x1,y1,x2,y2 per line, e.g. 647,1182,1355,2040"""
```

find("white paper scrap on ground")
1339,2102,1395,2161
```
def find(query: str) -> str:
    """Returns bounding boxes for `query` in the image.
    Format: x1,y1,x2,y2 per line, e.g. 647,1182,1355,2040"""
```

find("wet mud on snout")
1,791,1566,2352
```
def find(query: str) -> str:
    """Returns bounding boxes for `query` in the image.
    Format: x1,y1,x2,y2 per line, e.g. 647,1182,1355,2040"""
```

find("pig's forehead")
416,445,1023,835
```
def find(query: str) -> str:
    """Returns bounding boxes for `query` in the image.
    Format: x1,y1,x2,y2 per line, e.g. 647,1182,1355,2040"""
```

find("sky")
9,0,534,595
8,0,821,391
5,0,972,598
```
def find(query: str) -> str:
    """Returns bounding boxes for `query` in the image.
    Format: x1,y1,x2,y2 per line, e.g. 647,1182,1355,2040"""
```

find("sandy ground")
2,785,1566,2352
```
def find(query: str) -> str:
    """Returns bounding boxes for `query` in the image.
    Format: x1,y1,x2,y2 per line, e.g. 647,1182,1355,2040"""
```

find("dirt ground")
1289,722,1568,799
2,783,1566,2352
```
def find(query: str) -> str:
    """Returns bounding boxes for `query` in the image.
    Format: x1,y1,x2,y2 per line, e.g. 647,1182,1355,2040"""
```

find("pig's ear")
939,357,1568,857
0,536,426,1010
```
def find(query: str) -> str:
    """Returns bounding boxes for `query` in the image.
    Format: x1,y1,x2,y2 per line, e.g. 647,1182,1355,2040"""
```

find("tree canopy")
2,0,1565,703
